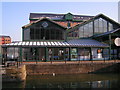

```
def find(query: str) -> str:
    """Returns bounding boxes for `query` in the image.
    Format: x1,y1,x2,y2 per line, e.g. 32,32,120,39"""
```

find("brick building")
0,35,11,59
29,13,93,28
0,35,11,45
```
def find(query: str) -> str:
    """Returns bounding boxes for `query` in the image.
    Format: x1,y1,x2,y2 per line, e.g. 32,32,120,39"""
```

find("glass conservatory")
2,14,120,64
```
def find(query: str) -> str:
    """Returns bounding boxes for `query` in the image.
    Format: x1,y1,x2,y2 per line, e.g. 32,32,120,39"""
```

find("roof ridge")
30,12,94,16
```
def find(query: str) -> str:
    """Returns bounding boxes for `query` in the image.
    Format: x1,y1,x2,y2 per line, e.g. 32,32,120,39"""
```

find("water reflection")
2,74,120,89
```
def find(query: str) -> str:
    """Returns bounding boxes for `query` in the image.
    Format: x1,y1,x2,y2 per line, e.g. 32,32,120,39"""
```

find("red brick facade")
0,36,11,45
29,13,93,28
55,21,81,27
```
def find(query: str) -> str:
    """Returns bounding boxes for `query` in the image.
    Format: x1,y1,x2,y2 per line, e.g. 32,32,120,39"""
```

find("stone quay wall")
2,65,26,82
2,61,120,82
26,61,120,75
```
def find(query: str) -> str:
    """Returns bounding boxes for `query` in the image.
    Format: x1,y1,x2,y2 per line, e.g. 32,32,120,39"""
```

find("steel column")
109,34,112,60
19,47,22,64
93,21,95,35
69,47,71,61
45,47,48,62
90,47,93,61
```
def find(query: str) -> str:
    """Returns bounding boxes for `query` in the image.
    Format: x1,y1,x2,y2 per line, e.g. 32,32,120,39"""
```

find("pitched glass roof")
67,14,120,33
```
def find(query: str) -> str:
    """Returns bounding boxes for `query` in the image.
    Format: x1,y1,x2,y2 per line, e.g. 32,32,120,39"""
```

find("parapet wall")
26,62,120,75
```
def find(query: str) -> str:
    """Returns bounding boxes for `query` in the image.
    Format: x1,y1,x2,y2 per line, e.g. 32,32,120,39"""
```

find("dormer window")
64,13,73,21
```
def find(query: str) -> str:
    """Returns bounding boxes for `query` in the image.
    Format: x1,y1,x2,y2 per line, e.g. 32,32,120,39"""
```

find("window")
78,48,90,60
48,48,69,61
102,49,109,60
102,19,107,33
84,24,89,37
79,26,84,38
94,18,113,35
94,19,99,35
7,47,19,61
109,23,113,31
30,27,64,40
22,48,45,61
71,48,78,60
78,22,93,38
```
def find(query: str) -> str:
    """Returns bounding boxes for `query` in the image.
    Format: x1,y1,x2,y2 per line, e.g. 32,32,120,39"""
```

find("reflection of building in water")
91,80,111,88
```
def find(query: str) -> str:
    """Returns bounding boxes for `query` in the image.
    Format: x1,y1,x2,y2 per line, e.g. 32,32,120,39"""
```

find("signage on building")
42,22,48,28
114,37,120,46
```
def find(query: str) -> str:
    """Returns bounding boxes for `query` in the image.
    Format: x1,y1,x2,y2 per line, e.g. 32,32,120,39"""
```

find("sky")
1,1,120,41
118,1,120,23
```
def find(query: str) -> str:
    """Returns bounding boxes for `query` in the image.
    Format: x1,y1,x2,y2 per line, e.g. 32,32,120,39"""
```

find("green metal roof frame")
22,18,67,30
92,28,120,38
67,13,120,33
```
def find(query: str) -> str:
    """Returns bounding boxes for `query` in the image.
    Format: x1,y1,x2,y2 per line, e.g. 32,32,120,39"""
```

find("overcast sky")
1,1,120,41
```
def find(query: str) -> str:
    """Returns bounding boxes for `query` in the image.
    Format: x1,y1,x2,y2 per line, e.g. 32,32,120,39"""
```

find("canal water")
2,74,120,89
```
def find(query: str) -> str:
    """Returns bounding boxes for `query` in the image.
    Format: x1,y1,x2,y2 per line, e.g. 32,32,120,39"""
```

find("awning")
2,39,109,48
67,39,109,47
2,41,70,47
